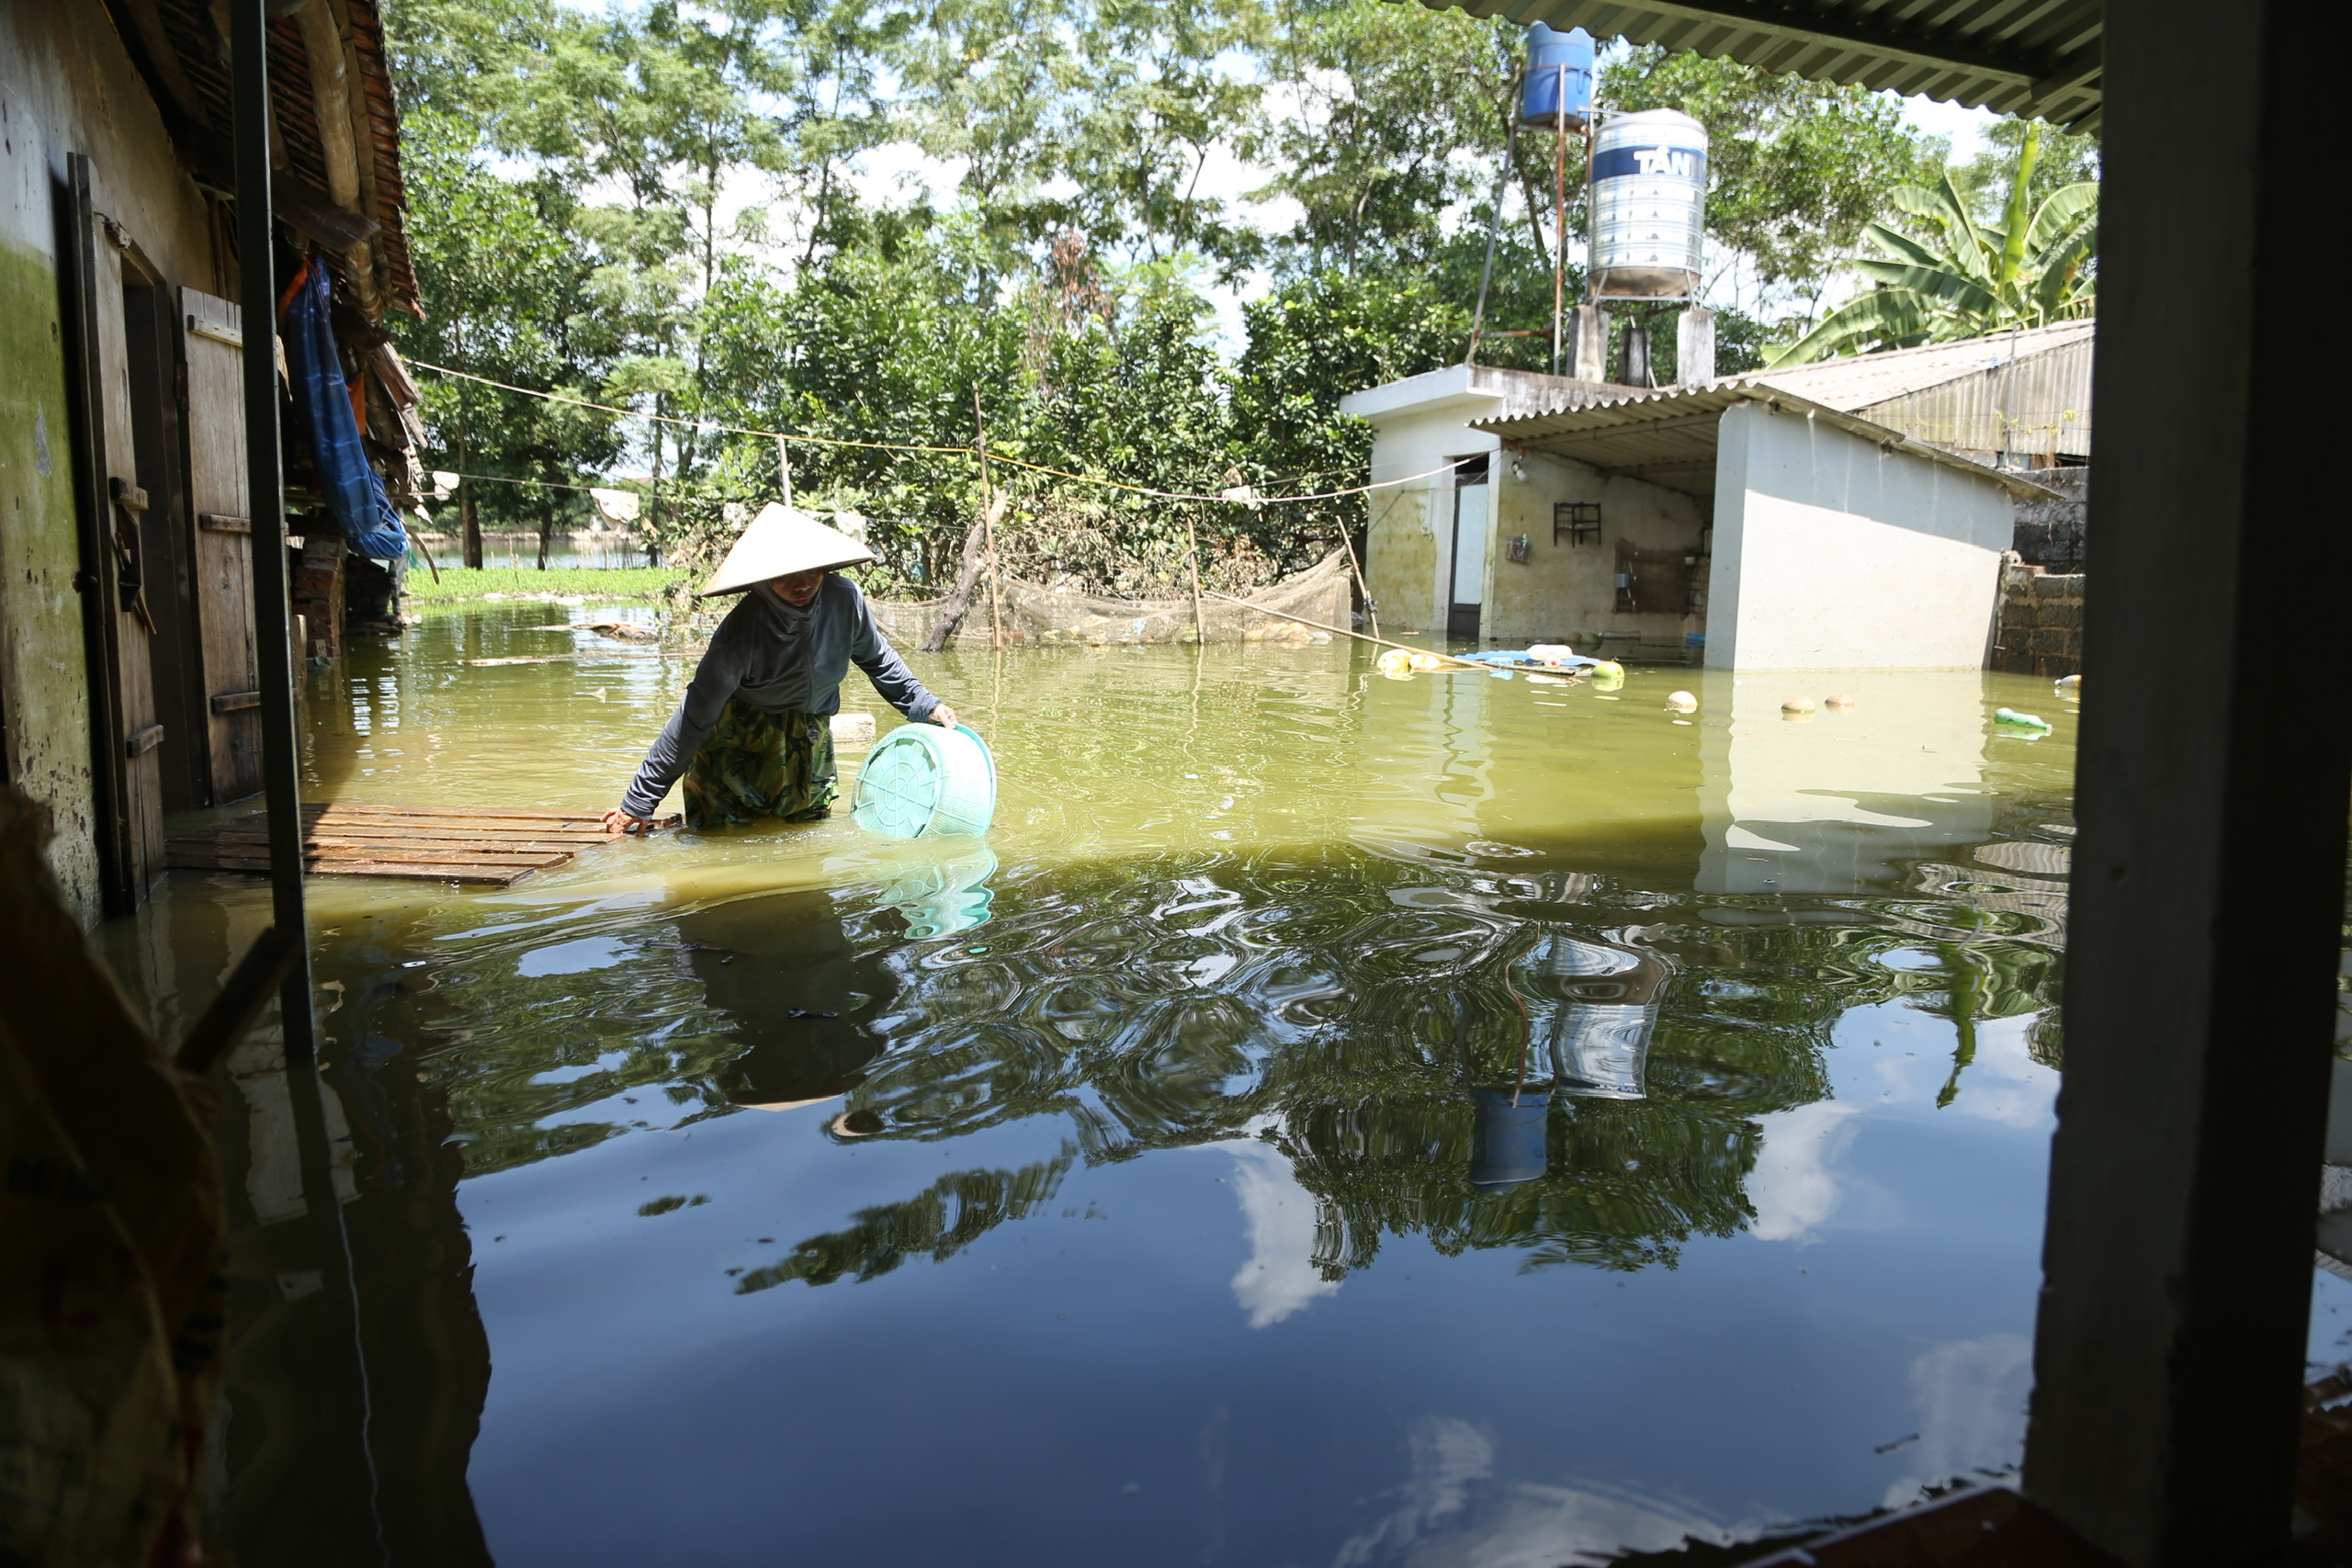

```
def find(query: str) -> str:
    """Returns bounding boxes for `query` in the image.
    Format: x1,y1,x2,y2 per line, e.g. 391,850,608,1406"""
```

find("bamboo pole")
1551,64,1568,378
774,433,794,509
1333,523,1377,640
1200,591,1526,674
972,389,1003,652
1467,71,1523,366
1183,515,1207,646
408,520,442,583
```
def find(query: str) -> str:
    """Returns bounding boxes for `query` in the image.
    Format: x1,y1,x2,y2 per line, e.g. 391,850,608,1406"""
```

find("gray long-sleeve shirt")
620,576,938,818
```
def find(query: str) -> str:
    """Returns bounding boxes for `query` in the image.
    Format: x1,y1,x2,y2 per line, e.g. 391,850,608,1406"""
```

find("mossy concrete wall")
1,0,237,921
0,235,98,919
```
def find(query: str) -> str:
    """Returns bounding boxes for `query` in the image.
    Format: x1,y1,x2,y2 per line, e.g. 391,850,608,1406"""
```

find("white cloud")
1220,1136,1343,1328
1882,1334,2032,1509
1330,1416,1738,1568
1745,1100,1868,1244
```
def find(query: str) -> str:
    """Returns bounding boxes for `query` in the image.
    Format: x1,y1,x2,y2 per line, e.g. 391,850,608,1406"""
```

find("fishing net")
865,549,1354,650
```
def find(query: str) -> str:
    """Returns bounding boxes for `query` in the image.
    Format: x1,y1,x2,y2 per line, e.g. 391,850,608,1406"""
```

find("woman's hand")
928,704,958,728
602,808,655,835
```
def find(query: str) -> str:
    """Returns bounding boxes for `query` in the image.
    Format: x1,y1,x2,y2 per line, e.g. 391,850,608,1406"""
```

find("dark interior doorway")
1446,454,1488,643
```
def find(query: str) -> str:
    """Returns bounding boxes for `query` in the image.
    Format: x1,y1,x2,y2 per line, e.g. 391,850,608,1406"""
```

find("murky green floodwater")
113,603,2107,1566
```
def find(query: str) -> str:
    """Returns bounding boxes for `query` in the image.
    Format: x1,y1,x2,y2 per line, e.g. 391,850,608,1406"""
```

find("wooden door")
180,287,261,803
61,154,165,909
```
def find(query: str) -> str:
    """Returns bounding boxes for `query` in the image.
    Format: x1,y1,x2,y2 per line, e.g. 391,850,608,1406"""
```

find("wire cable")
403,359,1463,505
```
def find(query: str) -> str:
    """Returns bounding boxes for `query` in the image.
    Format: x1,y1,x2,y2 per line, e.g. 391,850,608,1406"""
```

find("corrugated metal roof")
1426,0,2102,130
1743,321,2097,414
1474,383,2058,499
1853,331,2092,458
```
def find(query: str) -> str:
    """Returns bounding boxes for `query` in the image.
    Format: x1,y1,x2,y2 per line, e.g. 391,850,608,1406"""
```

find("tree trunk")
460,491,482,570
922,518,990,653
537,517,551,570
458,422,483,569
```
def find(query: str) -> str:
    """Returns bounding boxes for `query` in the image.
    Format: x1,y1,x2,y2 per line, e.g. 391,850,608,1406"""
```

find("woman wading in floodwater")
603,504,957,834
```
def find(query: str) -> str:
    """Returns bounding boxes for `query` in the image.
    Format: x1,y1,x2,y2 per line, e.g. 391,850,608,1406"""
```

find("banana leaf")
1996,124,2041,292
2033,225,2098,314
1768,289,1933,367
2025,182,2099,254
1849,259,2003,316
1864,222,1945,270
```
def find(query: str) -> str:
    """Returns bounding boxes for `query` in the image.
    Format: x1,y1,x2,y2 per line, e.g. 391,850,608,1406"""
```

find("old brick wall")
291,534,345,666
1991,554,2083,677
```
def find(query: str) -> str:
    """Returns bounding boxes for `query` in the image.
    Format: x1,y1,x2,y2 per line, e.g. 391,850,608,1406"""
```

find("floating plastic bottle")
1994,707,2052,730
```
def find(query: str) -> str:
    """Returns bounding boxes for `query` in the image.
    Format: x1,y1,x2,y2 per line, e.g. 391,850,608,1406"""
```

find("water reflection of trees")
395,848,2064,1289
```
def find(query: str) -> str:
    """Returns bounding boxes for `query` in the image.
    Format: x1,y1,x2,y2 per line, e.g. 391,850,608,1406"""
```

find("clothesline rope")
403,359,1459,506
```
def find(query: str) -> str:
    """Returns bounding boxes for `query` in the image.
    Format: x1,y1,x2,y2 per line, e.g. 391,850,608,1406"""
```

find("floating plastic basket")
852,723,996,840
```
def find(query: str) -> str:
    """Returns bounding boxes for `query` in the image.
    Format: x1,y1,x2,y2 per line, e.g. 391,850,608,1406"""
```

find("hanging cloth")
278,257,409,560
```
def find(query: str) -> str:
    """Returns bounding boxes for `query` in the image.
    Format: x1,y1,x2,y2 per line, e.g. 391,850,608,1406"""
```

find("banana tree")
1770,124,2097,366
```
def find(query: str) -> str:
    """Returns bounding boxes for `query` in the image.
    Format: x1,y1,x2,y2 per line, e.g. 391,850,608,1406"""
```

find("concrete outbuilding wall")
1485,453,1706,649
1360,392,1489,636
1703,400,2014,671
1351,367,1704,651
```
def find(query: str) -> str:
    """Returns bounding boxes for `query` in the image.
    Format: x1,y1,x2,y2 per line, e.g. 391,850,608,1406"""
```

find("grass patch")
401,565,681,603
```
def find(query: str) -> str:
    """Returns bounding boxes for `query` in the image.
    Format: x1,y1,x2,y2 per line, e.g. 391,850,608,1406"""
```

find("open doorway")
1445,453,1488,642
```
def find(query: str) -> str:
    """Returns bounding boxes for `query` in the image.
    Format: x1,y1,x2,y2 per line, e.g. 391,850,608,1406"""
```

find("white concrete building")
1340,338,2058,670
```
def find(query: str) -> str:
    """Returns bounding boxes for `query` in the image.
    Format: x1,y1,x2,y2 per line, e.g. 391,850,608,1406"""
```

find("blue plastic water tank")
1519,24,1594,130
1469,1089,1552,1190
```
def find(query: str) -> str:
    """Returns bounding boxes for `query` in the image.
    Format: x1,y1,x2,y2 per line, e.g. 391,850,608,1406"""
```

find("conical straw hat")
695,503,876,597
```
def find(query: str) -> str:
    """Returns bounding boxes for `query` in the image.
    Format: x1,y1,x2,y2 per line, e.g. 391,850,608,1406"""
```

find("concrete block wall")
1992,557,2085,678
2012,465,2088,574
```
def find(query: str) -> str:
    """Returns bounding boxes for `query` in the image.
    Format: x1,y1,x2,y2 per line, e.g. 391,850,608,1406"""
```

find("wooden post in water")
972,390,1003,652
231,0,315,1063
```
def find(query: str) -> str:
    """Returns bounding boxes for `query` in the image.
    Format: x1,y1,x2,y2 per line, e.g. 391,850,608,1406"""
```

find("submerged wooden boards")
164,802,679,886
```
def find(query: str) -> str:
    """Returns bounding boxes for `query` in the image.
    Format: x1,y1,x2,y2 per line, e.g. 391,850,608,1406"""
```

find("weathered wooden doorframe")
59,154,136,913
182,287,263,804
60,154,170,912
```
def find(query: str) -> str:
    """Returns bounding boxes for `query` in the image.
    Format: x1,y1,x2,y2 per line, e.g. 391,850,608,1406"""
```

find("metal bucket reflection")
1550,1002,1654,1100
1521,932,1669,1100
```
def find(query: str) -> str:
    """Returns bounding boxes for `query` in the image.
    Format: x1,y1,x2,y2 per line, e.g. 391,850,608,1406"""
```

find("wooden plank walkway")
165,802,679,886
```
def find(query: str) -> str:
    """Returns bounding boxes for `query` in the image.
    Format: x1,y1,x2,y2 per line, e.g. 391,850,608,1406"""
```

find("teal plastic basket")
852,723,996,839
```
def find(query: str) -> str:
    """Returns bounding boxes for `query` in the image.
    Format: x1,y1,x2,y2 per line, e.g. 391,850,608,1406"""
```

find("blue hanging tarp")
279,258,408,560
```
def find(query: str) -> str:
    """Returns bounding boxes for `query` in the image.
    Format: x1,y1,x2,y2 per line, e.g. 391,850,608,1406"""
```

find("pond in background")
409,534,656,571
115,607,2100,1567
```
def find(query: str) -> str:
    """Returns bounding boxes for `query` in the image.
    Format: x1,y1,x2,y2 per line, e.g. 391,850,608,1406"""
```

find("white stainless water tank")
1590,108,1707,299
